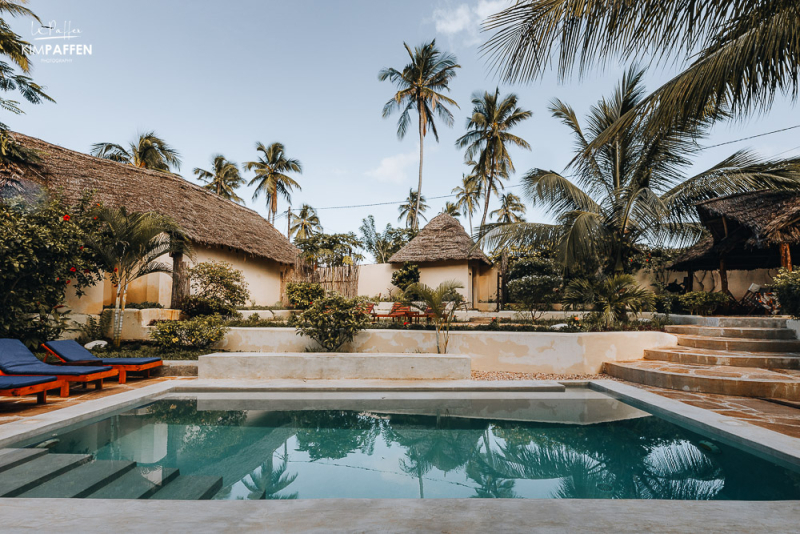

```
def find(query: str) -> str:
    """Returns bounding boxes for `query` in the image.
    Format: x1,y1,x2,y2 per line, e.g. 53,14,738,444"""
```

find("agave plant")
563,274,654,328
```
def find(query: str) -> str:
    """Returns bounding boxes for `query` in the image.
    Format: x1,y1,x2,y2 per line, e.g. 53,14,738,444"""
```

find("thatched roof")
669,235,716,271
388,213,491,265
4,132,297,264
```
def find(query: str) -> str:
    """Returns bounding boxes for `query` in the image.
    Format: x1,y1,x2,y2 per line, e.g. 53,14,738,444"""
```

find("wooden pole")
686,270,694,292
719,256,729,294
780,243,792,271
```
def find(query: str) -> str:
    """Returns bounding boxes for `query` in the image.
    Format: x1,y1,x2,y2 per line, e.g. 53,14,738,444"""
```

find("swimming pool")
6,389,800,500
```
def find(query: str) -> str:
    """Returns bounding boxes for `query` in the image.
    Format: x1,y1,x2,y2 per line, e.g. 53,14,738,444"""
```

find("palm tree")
379,40,460,230
403,280,464,353
491,192,526,223
482,68,800,274
452,174,482,234
241,455,298,500
88,207,189,347
359,215,416,263
289,203,322,240
244,142,302,224
398,189,428,228
441,201,461,217
193,154,245,204
563,274,654,328
483,1,800,143
91,132,181,173
456,89,531,229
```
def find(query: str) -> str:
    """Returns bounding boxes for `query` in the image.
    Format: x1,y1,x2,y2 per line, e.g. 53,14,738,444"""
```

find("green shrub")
182,295,238,318
105,301,163,310
183,261,249,317
771,268,800,318
391,263,420,291
150,315,229,349
293,293,371,351
286,282,325,310
226,313,287,327
563,274,654,328
78,310,112,344
678,291,731,316
507,258,563,323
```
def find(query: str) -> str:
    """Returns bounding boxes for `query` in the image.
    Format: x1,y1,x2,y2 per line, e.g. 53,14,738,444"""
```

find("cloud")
431,0,513,46
365,150,418,184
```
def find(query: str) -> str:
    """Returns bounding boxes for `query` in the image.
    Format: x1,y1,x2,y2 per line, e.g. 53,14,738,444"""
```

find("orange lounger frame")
0,368,117,397
0,378,67,404
41,345,161,384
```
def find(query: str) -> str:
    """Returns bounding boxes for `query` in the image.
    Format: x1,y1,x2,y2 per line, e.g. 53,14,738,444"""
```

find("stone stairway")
0,447,222,500
605,317,800,401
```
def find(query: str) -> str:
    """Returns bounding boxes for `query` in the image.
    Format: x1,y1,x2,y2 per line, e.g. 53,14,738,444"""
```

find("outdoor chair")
374,303,403,321
0,339,117,396
43,340,163,384
0,375,65,404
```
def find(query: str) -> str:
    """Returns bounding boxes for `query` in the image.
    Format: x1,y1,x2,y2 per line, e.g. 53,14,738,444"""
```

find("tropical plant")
286,282,325,310
481,68,800,274
507,257,562,322
403,280,464,353
241,456,298,500
391,262,420,291
91,132,181,172
293,294,371,352
193,154,244,204
359,215,417,263
379,40,460,230
244,142,302,224
772,268,800,318
452,173,482,234
562,274,654,328
456,89,532,228
151,314,228,349
678,291,731,317
483,0,800,143
89,206,188,347
397,189,428,229
295,232,364,267
289,203,322,240
491,192,526,223
441,201,461,217
0,194,103,347
182,260,249,318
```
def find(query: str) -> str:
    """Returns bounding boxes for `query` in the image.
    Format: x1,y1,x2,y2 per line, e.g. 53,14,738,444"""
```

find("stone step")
644,347,800,369
0,448,47,474
676,335,800,353
665,325,796,339
674,316,789,329
0,454,92,497
19,460,136,498
149,475,223,500
605,361,800,400
87,467,180,499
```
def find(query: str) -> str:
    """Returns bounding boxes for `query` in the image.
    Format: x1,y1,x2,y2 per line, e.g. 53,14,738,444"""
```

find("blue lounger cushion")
0,339,112,376
0,375,58,390
44,340,161,366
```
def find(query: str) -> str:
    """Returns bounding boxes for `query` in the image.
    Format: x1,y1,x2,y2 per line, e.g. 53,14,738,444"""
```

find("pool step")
0,453,91,497
19,460,136,498
665,325,796,339
676,335,800,353
0,448,47,474
644,347,800,369
87,467,180,499
605,361,800,400
149,475,223,500
674,317,789,328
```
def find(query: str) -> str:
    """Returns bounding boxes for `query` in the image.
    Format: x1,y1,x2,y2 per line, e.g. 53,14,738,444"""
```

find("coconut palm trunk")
414,107,425,231
112,275,129,348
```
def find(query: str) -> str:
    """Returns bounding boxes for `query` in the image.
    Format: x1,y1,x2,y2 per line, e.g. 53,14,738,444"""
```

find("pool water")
20,392,800,500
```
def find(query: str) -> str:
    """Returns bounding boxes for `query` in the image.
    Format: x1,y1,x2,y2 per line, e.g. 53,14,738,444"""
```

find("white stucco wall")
357,263,400,298
667,268,778,299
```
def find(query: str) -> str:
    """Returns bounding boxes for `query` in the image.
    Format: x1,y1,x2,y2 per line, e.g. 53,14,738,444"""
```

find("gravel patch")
471,370,618,381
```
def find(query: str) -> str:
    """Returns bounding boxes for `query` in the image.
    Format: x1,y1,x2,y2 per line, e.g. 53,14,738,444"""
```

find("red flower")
62,214,71,221
113,267,118,272
403,322,409,326
83,269,90,274
93,216,97,220
55,277,60,281
65,279,71,284
79,246,84,250
70,267,77,272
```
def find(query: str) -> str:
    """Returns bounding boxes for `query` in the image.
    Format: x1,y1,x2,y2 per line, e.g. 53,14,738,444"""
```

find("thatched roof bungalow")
387,213,493,307
3,132,297,312
670,190,800,293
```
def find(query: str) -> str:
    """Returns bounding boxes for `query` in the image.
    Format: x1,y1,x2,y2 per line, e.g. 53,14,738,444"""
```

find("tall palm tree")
456,89,532,229
289,203,322,240
193,154,245,204
483,0,800,144
482,68,800,274
244,142,302,224
379,40,460,230
88,207,189,347
491,192,526,223
452,173,482,234
91,132,181,173
441,201,461,217
398,189,428,228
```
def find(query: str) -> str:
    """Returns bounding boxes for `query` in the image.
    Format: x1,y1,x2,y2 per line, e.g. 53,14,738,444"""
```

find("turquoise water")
27,394,800,500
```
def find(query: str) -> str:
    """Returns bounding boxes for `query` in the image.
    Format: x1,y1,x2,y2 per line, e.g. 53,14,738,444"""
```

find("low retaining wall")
216,328,676,375
198,352,471,380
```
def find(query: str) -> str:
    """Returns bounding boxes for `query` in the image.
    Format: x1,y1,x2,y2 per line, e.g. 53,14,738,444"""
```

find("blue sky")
9,0,800,244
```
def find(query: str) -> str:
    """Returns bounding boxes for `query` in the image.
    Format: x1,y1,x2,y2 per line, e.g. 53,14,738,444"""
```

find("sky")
8,0,800,251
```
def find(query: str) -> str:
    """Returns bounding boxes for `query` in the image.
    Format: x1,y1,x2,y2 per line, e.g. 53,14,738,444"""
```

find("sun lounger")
42,340,162,384
0,375,65,404
0,339,117,396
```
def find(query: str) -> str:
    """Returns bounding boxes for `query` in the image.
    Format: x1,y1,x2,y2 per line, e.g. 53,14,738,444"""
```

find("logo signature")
25,21,92,62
